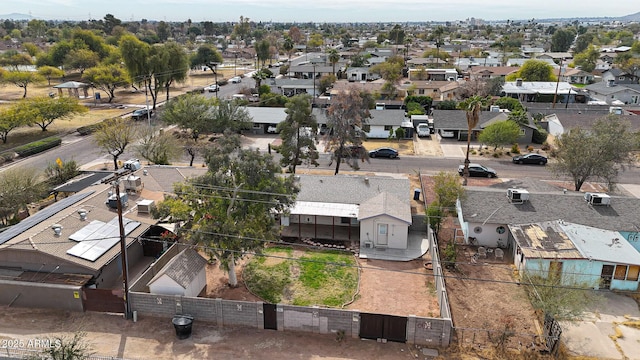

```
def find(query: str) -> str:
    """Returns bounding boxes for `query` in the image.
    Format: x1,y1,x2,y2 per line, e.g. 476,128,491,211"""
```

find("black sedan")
458,163,498,178
368,147,399,159
512,153,548,165
131,108,153,121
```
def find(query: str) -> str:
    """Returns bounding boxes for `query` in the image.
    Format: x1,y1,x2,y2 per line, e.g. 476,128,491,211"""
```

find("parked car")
267,124,279,134
416,123,431,137
368,147,399,159
229,76,242,83
512,153,548,165
131,108,153,121
203,83,219,92
458,163,497,178
439,129,455,138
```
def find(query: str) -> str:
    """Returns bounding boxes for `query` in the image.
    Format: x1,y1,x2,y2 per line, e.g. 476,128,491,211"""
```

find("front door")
263,303,277,330
377,223,388,246
601,265,615,289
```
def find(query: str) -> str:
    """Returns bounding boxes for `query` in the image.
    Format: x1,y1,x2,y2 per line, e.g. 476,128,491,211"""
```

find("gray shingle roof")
585,82,640,96
460,187,640,232
148,248,207,289
433,110,510,130
296,174,410,205
358,192,412,223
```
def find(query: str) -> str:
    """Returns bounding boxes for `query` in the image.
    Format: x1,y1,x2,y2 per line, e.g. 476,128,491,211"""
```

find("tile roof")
460,187,640,232
147,248,207,289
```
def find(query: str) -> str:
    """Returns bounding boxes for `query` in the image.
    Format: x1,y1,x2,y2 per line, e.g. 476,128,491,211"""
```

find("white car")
229,76,242,84
203,83,219,92
267,125,279,134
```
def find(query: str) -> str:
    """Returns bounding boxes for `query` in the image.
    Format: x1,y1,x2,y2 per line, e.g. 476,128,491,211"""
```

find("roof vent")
77,209,87,221
515,78,523,87
364,177,370,184
584,192,611,206
52,224,63,236
507,188,529,203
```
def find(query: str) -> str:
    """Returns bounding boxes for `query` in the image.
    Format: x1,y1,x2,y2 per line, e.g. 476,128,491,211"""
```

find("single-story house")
281,174,428,261
345,67,382,82
456,182,640,253
147,248,207,297
265,78,317,98
584,81,640,105
510,220,640,291
556,67,595,85
502,80,579,103
432,109,534,143
507,58,558,68
313,108,409,139
469,66,520,80
401,80,461,101
408,68,458,81
601,68,639,85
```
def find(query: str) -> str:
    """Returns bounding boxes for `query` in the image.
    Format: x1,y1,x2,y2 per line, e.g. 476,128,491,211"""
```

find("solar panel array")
66,217,141,262
0,192,94,246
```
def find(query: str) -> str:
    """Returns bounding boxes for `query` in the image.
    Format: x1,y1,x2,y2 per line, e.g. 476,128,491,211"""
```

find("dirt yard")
204,250,439,318
420,175,542,351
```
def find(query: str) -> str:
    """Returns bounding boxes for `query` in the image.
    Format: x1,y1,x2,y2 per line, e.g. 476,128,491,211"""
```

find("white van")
440,129,455,138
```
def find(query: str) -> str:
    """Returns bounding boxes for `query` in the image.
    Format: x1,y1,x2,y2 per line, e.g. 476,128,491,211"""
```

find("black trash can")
172,315,194,339
413,188,421,201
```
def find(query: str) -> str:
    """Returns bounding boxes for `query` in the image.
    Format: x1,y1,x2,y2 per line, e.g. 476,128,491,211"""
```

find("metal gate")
359,313,407,343
83,288,124,313
263,303,277,330
543,314,562,356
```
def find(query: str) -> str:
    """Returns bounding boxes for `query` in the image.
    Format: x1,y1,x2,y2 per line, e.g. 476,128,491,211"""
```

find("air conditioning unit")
584,192,611,206
137,199,154,214
507,188,529,202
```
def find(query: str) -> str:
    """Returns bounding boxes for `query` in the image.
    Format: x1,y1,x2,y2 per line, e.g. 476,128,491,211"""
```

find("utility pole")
552,58,564,109
144,76,151,126
210,62,219,99
115,181,132,319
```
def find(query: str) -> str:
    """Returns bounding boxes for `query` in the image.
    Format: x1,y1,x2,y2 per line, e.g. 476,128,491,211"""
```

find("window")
519,129,526,136
340,217,350,224
252,123,261,129
614,265,627,280
496,226,506,234
418,89,425,95
384,125,393,131
627,266,640,281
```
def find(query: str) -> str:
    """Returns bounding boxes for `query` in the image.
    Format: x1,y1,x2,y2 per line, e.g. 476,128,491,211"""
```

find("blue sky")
2,0,634,23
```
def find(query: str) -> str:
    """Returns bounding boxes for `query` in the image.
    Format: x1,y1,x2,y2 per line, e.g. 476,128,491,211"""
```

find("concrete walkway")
561,292,640,360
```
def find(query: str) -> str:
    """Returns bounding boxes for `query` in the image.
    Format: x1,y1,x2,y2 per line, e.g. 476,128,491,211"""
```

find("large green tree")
551,116,638,191
161,94,216,140
64,48,100,75
324,89,370,175
478,120,521,150
506,59,557,82
82,64,130,103
157,42,189,102
2,71,44,98
19,96,87,131
135,126,182,165
37,66,65,86
190,44,223,77
276,94,319,173
0,168,46,226
550,28,576,52
572,45,600,73
154,133,299,287
0,104,30,143
370,55,404,99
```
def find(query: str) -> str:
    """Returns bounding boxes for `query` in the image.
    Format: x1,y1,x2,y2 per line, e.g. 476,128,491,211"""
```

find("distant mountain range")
1,11,640,23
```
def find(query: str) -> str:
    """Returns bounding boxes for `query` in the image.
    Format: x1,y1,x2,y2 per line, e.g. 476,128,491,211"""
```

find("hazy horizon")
1,0,634,23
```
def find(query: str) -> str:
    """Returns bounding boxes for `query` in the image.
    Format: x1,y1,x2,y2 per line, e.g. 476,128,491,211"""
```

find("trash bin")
95,92,101,100
172,315,194,339
413,188,421,201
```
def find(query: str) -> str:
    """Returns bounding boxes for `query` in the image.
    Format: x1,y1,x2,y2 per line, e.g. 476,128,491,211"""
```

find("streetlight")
144,76,151,126
210,62,219,99
234,53,238,77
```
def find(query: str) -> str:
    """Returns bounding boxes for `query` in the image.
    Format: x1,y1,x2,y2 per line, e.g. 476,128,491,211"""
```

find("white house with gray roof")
147,248,207,297
281,174,427,261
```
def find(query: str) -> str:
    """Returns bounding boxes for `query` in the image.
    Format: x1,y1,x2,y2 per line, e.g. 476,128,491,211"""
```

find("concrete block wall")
409,316,452,347
129,291,451,347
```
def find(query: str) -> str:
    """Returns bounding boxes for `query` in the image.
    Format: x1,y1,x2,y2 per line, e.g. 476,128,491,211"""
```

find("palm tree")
327,48,340,76
433,26,445,68
458,95,489,185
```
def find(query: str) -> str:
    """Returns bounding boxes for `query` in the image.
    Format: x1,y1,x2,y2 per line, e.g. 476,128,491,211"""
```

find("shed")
53,81,91,98
147,248,208,297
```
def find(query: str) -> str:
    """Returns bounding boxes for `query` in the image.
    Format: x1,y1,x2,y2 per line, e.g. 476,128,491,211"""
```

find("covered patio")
280,201,359,242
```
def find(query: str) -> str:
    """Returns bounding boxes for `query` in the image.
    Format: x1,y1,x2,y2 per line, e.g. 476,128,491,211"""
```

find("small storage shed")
147,248,208,297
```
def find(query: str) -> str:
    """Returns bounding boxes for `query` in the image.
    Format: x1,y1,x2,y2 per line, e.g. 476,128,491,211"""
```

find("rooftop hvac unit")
507,188,529,202
584,192,611,206
124,175,143,192
137,199,154,214
107,193,128,209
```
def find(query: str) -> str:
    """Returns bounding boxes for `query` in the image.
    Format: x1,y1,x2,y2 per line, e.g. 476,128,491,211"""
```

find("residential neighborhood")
1,7,640,360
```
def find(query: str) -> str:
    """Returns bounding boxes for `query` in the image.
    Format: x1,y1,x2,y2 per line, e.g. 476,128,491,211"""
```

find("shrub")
527,145,534,152
510,144,520,154
532,127,548,144
0,151,15,165
77,117,117,136
492,152,500,158
14,137,62,157
541,142,551,151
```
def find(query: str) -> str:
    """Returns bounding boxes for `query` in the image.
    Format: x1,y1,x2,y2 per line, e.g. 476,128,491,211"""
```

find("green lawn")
243,246,358,307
